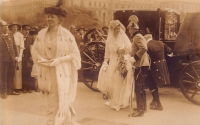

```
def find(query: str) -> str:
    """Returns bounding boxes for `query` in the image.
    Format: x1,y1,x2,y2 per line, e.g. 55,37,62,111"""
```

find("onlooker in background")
77,27,86,46
30,26,39,92
8,22,24,92
102,26,108,35
0,20,20,99
21,24,35,93
144,31,172,111
69,24,82,49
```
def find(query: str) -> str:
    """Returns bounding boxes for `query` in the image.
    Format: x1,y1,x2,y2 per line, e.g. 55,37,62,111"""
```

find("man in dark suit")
21,25,34,93
0,20,20,99
127,16,150,117
144,33,172,110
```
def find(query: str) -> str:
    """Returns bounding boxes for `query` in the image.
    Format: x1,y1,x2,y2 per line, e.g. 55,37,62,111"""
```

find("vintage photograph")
0,0,200,125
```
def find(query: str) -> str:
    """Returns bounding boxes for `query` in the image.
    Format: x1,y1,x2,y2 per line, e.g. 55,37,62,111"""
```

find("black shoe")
150,101,157,106
150,105,163,111
1,93,7,99
8,91,20,95
129,109,144,117
133,107,147,113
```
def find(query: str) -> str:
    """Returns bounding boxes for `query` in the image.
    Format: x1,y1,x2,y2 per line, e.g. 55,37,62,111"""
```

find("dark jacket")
147,40,172,87
0,33,18,62
22,35,34,62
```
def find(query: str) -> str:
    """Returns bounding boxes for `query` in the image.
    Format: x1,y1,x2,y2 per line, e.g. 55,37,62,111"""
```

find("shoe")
28,89,32,93
150,105,163,111
8,91,20,95
133,108,147,113
1,93,7,99
129,109,144,117
23,90,27,93
150,101,157,106
104,101,111,106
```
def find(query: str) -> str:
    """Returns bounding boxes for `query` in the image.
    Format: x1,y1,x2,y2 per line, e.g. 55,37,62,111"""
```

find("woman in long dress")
102,20,134,111
8,22,24,91
31,0,81,125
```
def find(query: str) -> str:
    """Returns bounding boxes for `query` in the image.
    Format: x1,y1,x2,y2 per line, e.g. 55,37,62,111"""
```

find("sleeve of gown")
68,33,81,70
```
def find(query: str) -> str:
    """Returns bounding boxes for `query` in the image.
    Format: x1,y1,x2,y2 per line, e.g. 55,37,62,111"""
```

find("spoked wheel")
179,61,200,105
79,41,105,92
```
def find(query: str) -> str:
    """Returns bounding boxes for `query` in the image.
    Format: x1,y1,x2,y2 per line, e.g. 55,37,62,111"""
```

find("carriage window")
164,11,178,41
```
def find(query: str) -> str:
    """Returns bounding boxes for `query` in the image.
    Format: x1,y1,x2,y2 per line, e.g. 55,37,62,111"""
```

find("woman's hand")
49,58,61,67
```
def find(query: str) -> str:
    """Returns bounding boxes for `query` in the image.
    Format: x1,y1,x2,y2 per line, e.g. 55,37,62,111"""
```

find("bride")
99,20,134,111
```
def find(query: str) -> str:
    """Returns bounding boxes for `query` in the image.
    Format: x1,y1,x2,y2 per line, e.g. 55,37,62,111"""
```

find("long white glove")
49,55,72,67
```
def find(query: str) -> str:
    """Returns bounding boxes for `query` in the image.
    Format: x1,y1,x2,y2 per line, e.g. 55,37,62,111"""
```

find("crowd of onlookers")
0,18,109,98
69,24,108,48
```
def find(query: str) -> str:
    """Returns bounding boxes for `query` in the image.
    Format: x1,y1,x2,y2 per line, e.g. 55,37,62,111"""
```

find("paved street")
0,82,200,125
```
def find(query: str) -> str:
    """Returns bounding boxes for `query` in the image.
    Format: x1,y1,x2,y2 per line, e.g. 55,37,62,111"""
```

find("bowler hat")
8,22,21,31
102,26,108,30
77,27,86,31
22,24,31,30
29,26,39,36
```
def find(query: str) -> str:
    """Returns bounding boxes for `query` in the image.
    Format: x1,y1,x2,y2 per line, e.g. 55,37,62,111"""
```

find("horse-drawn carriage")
78,8,200,106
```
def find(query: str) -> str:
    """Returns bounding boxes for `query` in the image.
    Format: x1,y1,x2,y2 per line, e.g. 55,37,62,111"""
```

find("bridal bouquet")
115,48,128,79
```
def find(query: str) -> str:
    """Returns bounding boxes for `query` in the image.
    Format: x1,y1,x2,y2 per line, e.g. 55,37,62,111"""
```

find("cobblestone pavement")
0,82,200,125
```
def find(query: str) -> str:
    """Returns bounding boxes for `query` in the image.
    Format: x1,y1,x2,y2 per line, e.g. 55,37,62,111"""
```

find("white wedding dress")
105,33,134,111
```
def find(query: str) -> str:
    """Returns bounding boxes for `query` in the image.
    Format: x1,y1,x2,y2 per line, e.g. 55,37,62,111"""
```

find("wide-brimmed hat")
29,26,39,36
8,22,21,31
44,0,67,18
22,24,31,30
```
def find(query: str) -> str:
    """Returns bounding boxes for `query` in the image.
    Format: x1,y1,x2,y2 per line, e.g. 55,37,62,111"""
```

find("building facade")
0,0,200,26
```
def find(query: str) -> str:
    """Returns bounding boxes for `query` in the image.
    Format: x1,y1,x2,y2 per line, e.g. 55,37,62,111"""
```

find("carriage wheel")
179,61,200,105
79,41,105,92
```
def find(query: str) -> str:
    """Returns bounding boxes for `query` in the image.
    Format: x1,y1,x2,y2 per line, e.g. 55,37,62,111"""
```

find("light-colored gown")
13,32,24,89
105,32,134,110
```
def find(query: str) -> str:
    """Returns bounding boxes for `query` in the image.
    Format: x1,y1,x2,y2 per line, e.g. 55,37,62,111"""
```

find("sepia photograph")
0,0,200,125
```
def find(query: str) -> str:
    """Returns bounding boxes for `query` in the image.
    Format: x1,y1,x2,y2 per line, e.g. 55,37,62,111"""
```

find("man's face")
22,28,29,36
103,28,108,34
79,29,85,35
0,25,9,34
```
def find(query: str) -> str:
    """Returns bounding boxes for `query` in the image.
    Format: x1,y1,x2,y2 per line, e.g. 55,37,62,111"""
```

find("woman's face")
11,25,18,33
46,14,60,27
113,25,120,35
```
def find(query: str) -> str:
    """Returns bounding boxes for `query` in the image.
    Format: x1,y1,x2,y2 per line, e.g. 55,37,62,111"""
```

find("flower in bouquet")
115,48,128,79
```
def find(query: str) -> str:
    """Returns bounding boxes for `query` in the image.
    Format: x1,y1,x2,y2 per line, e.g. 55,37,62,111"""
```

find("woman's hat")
44,0,67,18
8,22,21,30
